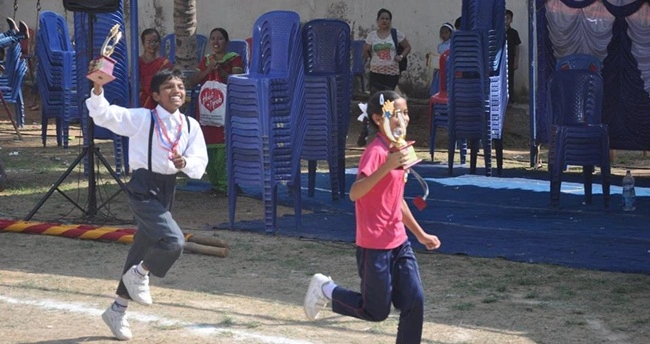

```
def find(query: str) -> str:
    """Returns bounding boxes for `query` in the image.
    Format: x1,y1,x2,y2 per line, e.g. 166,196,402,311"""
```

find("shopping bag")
198,80,227,127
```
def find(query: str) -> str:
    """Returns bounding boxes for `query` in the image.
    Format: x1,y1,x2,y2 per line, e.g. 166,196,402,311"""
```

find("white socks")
112,296,129,312
322,281,337,300
135,262,149,277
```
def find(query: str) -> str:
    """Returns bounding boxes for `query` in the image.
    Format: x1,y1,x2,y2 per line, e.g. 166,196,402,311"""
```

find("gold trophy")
380,98,421,169
86,24,122,84
380,96,429,210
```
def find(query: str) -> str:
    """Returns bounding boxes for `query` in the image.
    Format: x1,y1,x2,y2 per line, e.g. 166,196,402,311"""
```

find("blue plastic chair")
297,19,351,200
36,11,78,148
458,0,507,175
226,10,304,233
160,33,175,63
547,70,610,207
351,40,366,93
447,31,493,176
196,34,207,61
555,54,602,73
0,42,26,130
228,39,250,73
74,9,130,177
461,0,506,73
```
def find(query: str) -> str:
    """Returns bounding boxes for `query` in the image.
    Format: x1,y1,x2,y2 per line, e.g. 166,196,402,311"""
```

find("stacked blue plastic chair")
447,30,492,176
228,39,250,73
226,11,303,233
296,19,351,200
555,54,602,73
547,70,610,208
197,34,207,61
74,3,130,177
333,39,353,198
160,33,207,64
461,0,507,175
351,40,366,93
0,42,27,129
36,11,79,148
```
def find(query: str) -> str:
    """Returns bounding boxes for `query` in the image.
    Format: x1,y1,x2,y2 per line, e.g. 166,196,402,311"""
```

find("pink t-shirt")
355,134,407,249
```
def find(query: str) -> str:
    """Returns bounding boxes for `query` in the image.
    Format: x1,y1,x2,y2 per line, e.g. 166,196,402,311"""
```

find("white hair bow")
357,102,368,122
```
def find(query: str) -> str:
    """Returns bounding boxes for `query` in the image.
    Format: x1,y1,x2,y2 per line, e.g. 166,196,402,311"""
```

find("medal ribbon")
152,109,183,157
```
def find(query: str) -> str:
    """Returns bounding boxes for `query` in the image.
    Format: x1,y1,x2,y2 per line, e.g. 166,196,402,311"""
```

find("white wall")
4,0,530,98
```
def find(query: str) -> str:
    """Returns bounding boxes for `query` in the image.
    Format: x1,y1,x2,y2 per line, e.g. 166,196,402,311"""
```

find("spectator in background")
506,9,521,104
437,23,454,54
454,16,462,30
190,28,244,193
139,28,173,109
357,8,412,147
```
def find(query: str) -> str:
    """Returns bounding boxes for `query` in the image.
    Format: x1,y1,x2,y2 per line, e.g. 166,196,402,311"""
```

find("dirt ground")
1,101,649,344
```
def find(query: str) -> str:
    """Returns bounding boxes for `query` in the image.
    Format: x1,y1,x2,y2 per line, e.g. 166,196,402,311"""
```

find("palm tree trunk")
173,0,198,73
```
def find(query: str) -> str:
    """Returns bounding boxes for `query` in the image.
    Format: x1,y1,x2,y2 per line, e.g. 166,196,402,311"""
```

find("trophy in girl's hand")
379,97,421,169
87,24,122,85
379,95,428,210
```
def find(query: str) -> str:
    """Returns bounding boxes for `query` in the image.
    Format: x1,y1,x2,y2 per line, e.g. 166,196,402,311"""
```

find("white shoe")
304,273,332,320
102,306,133,341
122,266,153,305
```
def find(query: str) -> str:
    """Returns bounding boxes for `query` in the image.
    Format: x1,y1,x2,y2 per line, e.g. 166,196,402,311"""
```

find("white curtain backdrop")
545,0,614,60
546,0,650,93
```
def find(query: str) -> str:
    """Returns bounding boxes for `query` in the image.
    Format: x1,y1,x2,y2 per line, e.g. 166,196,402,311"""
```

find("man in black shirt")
506,9,521,104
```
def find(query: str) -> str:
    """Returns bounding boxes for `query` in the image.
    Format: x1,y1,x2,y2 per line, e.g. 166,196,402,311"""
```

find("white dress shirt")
85,89,208,179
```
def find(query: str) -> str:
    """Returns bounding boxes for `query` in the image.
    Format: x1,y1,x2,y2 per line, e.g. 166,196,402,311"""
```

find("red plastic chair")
430,49,449,104
428,50,466,163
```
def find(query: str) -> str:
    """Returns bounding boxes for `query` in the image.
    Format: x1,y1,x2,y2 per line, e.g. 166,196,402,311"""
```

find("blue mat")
216,163,650,274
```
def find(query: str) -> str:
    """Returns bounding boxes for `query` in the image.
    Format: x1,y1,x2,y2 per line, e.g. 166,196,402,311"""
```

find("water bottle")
622,170,636,212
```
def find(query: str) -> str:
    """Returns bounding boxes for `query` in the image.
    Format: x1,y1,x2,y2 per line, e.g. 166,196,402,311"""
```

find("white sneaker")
122,266,152,305
102,306,133,341
304,273,332,320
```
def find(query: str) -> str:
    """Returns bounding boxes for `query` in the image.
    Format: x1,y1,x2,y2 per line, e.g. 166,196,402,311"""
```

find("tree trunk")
173,0,198,75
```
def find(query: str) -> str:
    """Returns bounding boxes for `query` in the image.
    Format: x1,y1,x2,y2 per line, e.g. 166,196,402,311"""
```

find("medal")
152,109,183,159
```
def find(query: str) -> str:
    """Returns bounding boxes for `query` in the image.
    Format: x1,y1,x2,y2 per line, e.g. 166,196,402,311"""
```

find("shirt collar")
154,104,180,119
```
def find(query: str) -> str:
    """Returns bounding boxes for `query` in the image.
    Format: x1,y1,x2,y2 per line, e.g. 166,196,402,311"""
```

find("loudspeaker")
62,0,120,13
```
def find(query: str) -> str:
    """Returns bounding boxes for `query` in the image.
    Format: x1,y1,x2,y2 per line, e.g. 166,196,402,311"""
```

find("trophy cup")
379,96,429,210
380,98,421,169
87,24,122,84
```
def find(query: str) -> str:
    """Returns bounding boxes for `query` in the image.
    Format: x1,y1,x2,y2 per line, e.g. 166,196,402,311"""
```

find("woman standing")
138,29,173,109
190,28,244,193
357,8,412,146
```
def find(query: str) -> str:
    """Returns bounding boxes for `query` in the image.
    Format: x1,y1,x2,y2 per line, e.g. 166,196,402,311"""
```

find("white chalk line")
0,294,313,344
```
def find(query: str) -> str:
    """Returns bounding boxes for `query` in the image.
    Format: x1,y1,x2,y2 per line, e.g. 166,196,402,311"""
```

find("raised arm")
85,81,144,137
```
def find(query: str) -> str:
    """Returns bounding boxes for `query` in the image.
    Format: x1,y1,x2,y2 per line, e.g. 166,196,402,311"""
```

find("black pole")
86,13,97,217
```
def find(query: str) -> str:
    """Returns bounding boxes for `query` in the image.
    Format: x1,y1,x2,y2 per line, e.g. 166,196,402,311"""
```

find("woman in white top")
358,8,412,146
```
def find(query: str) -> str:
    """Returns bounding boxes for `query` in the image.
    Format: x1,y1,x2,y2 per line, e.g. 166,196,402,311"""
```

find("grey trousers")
116,169,185,298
